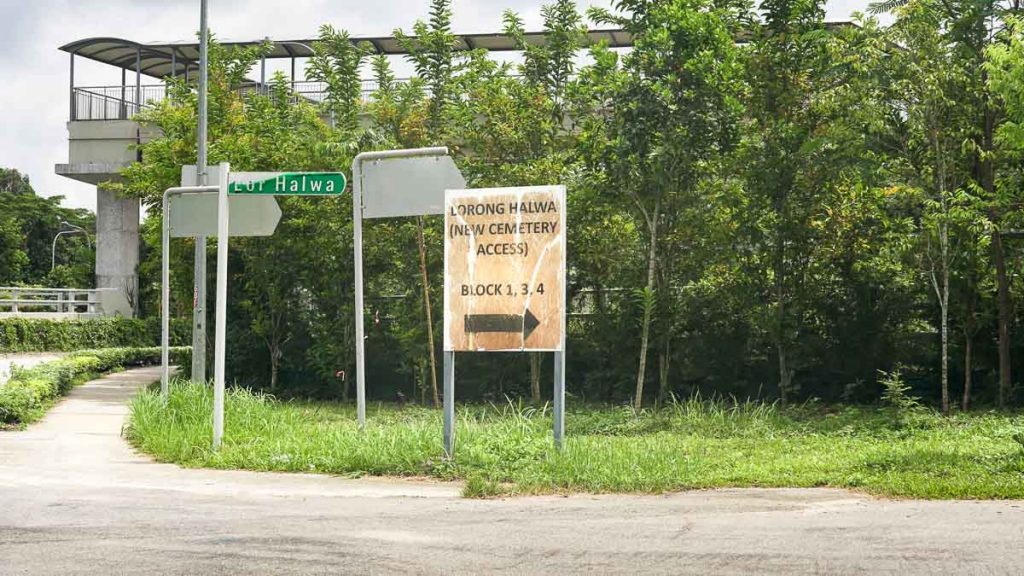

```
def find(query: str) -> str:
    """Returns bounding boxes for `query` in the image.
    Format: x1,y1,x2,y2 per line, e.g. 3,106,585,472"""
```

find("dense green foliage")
0,168,95,288
129,383,1024,498
0,346,190,426
108,0,1024,410
0,317,190,352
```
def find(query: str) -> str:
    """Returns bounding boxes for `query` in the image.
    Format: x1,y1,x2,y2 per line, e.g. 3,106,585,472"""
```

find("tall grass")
128,381,1024,499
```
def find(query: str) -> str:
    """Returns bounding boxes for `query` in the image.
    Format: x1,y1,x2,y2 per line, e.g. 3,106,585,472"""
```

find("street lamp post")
51,221,91,271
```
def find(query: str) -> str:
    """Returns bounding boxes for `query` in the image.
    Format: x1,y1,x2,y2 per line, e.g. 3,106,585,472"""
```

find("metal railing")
72,85,168,121
0,287,133,319
70,79,392,121
0,287,100,316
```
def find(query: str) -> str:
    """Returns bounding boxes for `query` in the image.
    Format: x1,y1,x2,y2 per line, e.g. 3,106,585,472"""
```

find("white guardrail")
0,287,133,319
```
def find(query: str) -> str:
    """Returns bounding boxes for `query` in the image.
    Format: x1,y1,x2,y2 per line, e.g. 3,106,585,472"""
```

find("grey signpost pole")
443,351,455,458
352,164,366,428
162,184,219,398
192,0,209,383
212,162,230,449
553,202,567,450
352,146,452,429
553,353,565,449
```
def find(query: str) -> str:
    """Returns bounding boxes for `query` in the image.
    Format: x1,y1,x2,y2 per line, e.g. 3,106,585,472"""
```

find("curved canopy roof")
60,29,635,80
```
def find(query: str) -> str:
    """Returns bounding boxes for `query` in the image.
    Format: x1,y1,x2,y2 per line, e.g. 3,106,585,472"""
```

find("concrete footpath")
1,368,1023,575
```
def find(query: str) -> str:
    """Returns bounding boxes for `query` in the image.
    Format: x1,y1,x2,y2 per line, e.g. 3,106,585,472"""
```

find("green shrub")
0,385,36,423
0,346,191,426
0,317,190,353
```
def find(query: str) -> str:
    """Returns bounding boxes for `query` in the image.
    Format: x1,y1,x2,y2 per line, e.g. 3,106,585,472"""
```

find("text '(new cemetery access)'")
448,199,559,258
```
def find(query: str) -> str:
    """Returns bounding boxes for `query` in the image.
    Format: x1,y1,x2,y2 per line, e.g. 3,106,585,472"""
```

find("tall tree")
987,15,1024,408
395,0,463,407
472,0,588,403
873,0,1019,407
884,0,981,414
742,0,832,406
588,0,746,408
308,26,373,132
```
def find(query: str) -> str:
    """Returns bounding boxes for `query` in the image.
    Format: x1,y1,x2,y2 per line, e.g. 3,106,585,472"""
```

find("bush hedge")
0,346,191,426
0,317,190,353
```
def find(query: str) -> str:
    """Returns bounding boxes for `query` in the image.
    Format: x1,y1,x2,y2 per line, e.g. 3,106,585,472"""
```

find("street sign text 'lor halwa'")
444,186,566,352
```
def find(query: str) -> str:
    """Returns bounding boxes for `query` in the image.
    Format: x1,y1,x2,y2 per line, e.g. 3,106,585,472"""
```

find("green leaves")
0,169,95,287
88,0,1024,407
308,26,373,132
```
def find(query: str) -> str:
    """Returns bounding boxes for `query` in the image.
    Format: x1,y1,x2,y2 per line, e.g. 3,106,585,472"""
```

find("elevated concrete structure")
94,189,138,309
55,120,157,316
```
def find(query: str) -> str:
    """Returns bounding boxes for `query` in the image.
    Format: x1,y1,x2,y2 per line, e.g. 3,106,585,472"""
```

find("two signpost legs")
162,163,286,449
441,350,565,458
352,147,461,431
160,163,230,448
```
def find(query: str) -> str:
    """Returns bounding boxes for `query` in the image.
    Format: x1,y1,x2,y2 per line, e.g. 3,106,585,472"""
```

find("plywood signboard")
444,186,566,352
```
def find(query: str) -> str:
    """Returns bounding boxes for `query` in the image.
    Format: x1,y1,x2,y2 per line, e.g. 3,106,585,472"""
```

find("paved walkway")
1,368,1023,575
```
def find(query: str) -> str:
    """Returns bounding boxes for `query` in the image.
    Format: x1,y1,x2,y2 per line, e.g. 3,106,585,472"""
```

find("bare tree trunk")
931,132,951,416
774,342,790,405
269,345,279,392
940,259,950,416
420,360,427,405
993,230,1012,408
775,233,791,408
658,331,670,404
530,353,541,404
979,81,1010,409
267,315,284,392
417,217,440,408
962,328,973,412
635,219,658,410
933,212,950,416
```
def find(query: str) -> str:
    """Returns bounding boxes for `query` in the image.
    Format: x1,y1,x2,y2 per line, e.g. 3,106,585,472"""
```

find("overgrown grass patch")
128,381,1024,499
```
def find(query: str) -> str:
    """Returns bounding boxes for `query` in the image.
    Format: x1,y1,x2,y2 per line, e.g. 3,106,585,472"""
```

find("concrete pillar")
95,188,139,317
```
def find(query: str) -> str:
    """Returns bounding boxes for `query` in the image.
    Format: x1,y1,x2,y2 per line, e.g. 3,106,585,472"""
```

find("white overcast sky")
0,0,870,212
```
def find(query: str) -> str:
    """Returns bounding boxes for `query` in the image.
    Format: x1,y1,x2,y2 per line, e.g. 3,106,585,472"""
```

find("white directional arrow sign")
360,154,465,218
168,192,281,238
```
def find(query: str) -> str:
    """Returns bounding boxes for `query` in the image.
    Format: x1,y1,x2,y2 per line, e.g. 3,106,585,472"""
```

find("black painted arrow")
464,309,540,340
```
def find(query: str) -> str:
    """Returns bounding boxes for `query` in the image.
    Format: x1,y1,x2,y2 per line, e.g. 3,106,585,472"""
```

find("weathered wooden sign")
443,186,566,352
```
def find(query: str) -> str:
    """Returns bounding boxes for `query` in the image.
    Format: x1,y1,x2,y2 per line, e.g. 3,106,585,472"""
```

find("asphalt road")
1,367,1023,575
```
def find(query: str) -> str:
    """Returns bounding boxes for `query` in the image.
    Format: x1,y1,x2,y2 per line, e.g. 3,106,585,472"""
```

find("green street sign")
228,172,346,195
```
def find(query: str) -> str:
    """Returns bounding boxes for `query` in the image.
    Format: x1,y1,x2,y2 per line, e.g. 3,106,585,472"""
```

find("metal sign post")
162,183,218,397
351,148,465,428
212,163,230,449
193,0,210,384
442,186,568,456
213,169,342,449
163,166,282,400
